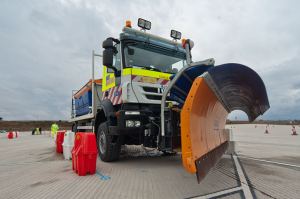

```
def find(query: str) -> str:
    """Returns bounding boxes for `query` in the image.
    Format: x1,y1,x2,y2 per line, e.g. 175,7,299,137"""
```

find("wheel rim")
99,130,106,154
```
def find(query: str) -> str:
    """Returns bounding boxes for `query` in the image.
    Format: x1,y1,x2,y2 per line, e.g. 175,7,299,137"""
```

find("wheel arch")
95,99,115,136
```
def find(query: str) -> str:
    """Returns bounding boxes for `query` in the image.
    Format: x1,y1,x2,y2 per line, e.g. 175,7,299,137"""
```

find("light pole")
91,50,102,117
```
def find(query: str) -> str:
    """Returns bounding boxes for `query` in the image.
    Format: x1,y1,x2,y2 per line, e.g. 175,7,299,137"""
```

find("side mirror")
102,38,113,49
102,37,120,75
103,48,113,67
102,37,120,49
103,49,117,74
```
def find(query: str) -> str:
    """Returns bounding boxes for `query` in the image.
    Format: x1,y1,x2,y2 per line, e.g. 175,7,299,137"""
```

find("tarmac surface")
0,124,299,199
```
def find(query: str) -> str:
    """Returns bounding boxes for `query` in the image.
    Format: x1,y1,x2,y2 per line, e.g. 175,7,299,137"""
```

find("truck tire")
97,122,121,162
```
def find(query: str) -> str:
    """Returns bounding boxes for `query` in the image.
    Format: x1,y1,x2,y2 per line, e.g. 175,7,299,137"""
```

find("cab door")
102,44,121,92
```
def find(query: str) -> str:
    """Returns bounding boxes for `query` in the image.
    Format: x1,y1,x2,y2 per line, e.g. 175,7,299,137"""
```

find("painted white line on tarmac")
238,155,300,168
233,155,254,199
194,155,253,199
194,187,242,199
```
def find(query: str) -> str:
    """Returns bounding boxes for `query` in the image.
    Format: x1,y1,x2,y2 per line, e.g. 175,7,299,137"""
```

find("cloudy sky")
0,0,299,120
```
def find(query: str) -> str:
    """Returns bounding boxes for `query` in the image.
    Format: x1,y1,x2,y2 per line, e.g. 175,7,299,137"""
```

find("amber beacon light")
125,20,132,28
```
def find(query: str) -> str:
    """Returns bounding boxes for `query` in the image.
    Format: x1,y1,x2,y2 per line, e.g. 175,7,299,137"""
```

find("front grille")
143,87,158,93
145,95,162,100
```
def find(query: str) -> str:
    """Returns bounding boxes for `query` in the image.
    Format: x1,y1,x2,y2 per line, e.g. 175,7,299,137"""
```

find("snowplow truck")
70,18,270,182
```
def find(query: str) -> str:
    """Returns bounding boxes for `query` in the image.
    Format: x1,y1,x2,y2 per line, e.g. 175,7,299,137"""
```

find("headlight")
134,121,141,127
125,111,140,115
125,120,141,127
126,120,135,127
170,29,182,40
138,18,151,30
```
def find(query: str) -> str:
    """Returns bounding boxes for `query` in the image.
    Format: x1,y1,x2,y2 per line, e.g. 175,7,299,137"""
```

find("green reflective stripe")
122,68,171,79
102,66,115,91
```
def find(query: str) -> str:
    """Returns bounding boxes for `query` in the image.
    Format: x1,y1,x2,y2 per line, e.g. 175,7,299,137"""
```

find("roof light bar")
170,29,182,40
138,18,151,30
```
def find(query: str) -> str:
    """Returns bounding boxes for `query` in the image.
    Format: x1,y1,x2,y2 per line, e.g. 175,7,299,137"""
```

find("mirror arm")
107,66,119,76
108,37,120,44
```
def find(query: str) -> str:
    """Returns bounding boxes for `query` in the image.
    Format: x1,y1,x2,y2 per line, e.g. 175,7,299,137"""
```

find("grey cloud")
259,55,300,119
0,0,300,120
0,0,109,120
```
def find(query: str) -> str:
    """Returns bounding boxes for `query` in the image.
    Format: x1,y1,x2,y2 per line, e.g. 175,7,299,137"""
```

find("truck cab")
96,20,190,161
102,27,187,104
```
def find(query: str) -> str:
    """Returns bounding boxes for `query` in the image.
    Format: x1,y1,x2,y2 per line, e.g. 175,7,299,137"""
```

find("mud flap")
181,63,269,183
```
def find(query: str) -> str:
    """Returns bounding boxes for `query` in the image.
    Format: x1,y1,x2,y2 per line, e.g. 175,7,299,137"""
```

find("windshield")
124,41,186,74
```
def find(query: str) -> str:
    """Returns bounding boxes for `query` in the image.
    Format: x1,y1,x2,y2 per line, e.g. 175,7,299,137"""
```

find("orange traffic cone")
291,126,298,135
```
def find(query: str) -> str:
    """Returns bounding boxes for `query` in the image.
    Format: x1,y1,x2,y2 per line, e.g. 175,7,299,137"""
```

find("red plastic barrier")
72,132,97,176
7,132,13,139
72,133,82,171
56,131,66,153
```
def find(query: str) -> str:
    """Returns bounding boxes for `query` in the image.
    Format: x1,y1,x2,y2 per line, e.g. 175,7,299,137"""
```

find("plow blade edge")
181,63,269,182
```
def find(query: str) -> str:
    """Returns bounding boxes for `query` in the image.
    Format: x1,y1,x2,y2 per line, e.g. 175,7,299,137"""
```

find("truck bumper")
108,110,153,135
109,126,143,135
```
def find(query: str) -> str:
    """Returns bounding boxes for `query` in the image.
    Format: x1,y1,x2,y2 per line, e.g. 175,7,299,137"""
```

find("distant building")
0,117,2,121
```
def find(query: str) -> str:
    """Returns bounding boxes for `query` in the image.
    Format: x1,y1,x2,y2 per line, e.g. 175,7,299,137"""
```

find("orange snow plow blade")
180,63,269,182
181,77,229,182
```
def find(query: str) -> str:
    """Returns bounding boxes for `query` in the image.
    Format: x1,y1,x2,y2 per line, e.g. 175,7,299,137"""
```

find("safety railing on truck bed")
71,90,79,119
69,51,102,123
